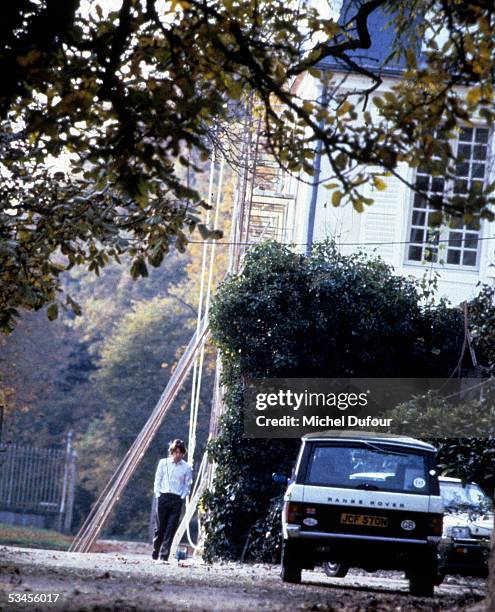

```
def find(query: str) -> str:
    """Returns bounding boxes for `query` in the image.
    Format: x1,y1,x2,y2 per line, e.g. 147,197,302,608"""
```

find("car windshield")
440,481,492,512
306,444,430,494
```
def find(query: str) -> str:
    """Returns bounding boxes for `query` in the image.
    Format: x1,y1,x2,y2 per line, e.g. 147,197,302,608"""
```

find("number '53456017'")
8,593,60,603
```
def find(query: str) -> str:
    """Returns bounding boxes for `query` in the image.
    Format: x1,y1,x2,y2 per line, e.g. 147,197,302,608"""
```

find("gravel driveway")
0,544,486,611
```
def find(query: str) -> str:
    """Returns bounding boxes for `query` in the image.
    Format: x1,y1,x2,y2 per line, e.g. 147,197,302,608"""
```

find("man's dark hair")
169,439,187,455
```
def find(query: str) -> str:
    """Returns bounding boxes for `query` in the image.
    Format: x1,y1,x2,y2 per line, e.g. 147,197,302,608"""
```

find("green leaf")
334,153,347,170
331,191,342,206
47,303,58,321
373,176,387,191
353,198,364,213
66,295,82,316
130,257,149,278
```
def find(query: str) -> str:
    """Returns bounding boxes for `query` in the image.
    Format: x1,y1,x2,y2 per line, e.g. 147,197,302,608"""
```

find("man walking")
152,439,193,561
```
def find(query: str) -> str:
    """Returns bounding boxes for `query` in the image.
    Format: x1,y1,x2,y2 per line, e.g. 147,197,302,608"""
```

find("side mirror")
272,472,289,485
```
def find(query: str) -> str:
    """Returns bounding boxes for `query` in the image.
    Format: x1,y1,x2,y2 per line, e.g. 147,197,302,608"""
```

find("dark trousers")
153,493,183,560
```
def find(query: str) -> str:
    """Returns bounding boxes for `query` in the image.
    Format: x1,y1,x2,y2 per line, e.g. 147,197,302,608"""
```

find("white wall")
290,72,495,305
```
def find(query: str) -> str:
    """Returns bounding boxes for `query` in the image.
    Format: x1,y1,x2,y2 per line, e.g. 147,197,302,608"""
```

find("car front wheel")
409,573,435,597
323,561,349,578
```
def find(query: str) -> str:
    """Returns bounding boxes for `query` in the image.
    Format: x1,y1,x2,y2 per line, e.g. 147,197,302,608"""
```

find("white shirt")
154,457,193,499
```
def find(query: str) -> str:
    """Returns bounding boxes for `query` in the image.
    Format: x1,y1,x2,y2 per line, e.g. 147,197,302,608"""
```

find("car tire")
280,541,302,584
323,561,349,578
281,564,302,583
409,574,435,597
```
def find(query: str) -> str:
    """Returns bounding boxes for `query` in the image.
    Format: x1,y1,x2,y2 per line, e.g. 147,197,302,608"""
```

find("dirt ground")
0,542,487,612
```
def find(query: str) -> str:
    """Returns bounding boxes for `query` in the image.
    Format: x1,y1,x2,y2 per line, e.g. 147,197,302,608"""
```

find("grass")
0,523,145,553
0,522,73,551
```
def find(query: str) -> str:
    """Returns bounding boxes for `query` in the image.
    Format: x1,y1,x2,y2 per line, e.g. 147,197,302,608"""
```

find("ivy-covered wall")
202,241,469,562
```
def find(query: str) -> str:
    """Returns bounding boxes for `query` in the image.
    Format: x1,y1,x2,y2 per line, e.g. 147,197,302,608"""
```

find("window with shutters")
406,127,489,269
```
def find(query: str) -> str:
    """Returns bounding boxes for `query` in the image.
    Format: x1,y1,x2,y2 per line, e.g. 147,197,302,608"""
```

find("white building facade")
283,5,495,305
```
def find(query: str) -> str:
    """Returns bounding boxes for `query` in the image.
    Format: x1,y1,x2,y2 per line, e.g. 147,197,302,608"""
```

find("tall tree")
0,247,190,445
1,1,494,330
0,309,93,446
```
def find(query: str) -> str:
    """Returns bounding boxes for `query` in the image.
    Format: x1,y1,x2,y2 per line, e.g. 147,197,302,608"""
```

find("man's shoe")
151,551,159,560
160,556,169,562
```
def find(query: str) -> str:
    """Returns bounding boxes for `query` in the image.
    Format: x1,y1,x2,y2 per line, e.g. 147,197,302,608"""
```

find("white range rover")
439,476,492,578
279,431,444,596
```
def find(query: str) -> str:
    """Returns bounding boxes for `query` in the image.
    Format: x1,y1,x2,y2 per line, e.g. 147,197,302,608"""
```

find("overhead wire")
188,235,495,247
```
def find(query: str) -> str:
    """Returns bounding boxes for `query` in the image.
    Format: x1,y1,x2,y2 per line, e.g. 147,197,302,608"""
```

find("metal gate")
0,433,77,532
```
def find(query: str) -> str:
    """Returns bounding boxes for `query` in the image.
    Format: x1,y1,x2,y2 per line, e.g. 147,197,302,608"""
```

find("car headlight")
448,526,472,539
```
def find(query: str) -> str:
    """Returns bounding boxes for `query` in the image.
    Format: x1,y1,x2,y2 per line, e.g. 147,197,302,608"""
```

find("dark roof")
319,0,420,77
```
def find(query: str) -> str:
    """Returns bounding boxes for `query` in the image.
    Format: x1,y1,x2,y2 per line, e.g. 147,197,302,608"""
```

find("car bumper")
284,529,437,571
287,528,438,546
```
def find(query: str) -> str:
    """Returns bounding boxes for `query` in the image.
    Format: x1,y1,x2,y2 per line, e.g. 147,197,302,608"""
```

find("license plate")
341,513,388,527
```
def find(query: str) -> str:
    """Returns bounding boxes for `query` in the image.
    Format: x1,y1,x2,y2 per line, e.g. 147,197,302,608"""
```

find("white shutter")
359,173,405,266
480,227,495,278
